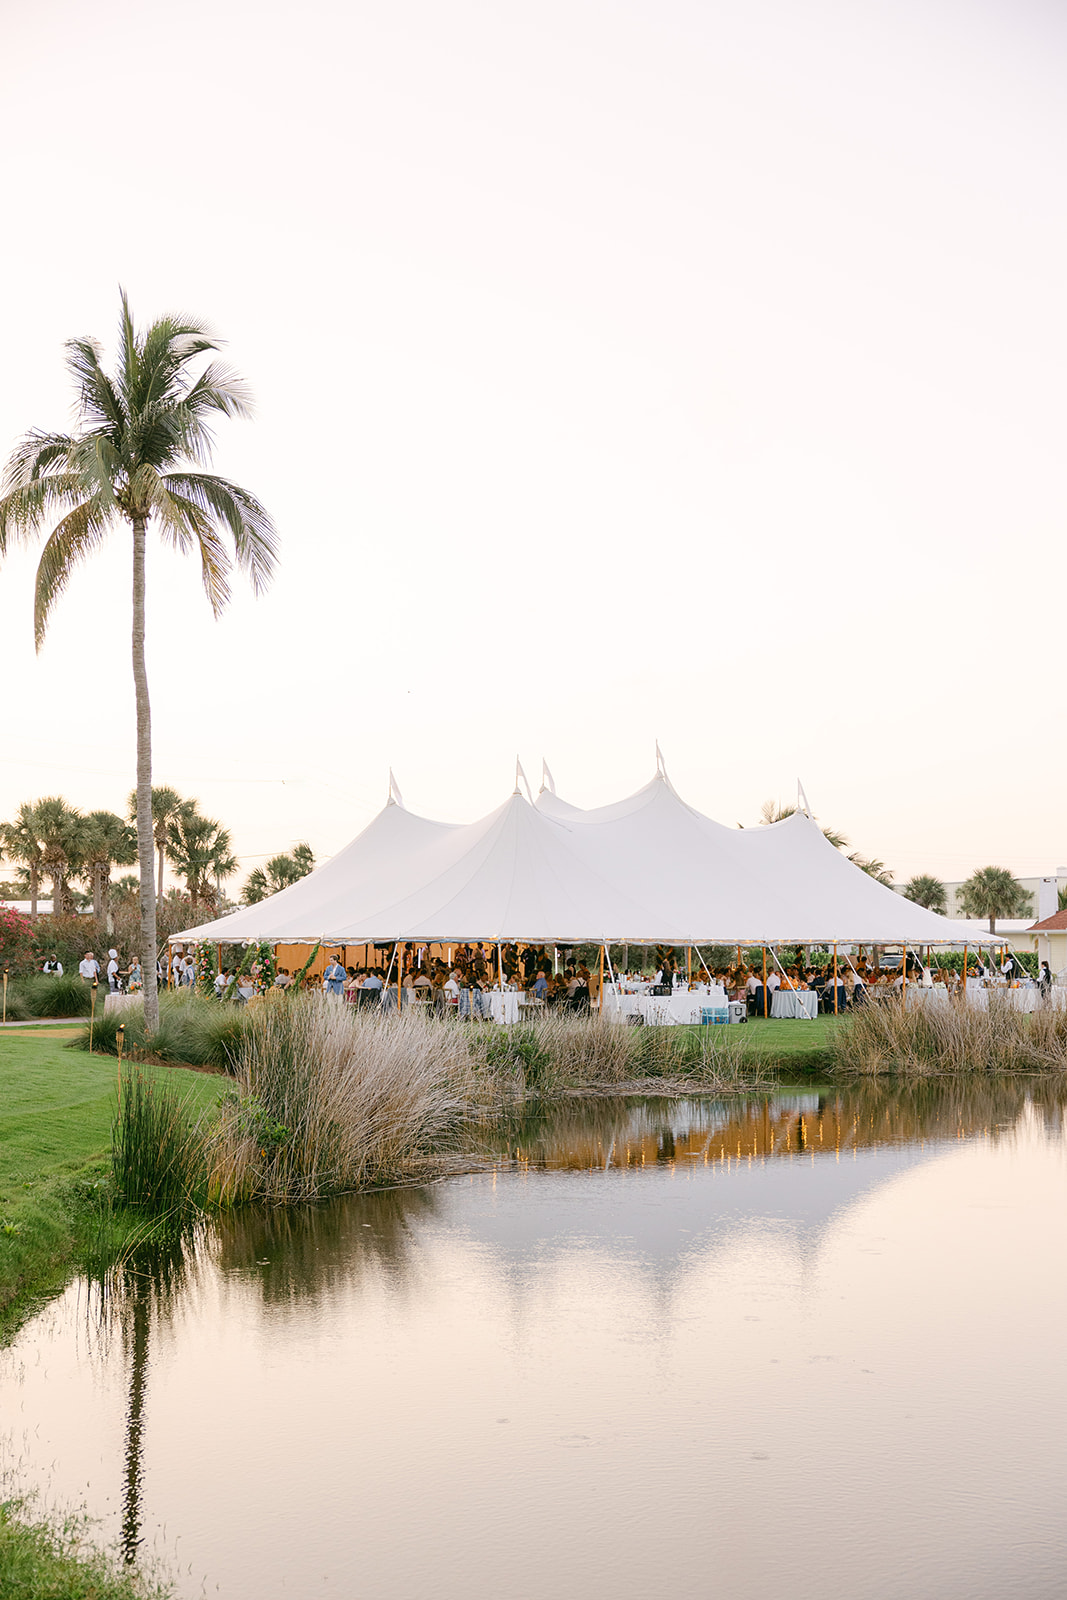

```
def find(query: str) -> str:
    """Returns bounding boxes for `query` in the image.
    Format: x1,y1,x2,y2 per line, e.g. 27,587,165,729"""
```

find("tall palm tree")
0,294,277,1028
904,874,948,914
0,803,44,917
81,810,139,927
128,786,190,908
956,866,1032,934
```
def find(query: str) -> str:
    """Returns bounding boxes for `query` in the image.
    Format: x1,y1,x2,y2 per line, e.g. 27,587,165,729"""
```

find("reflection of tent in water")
175,764,1003,951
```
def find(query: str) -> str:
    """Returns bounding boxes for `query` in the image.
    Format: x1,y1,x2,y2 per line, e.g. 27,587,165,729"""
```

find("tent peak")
387,769,405,808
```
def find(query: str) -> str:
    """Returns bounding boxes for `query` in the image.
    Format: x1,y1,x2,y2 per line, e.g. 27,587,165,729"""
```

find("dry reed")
831,993,1067,1076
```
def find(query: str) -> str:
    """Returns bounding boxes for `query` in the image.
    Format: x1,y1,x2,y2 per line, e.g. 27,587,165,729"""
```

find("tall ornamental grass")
2,972,93,1019
206,1004,481,1204
112,1065,205,1214
831,993,1067,1075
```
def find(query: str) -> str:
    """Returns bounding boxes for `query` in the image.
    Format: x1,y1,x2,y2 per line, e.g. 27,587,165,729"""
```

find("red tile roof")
1030,909,1067,932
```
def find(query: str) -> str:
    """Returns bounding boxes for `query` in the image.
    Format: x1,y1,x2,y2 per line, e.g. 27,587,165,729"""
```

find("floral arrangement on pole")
248,940,276,993
195,941,216,997
289,941,322,995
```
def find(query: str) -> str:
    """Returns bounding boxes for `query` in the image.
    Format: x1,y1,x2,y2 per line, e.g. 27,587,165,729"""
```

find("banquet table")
602,986,727,1025
771,990,818,1020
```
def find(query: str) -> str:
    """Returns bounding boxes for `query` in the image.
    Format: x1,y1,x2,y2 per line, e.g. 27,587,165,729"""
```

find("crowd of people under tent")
56,940,1053,1012
155,941,1055,1013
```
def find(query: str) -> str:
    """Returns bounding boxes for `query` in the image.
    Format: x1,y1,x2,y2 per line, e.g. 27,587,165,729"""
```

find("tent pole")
603,941,619,1007
833,942,838,1015
687,945,692,986
397,943,404,1011
598,944,605,1008
762,945,767,1015
498,942,504,992
902,942,907,1006
962,943,968,998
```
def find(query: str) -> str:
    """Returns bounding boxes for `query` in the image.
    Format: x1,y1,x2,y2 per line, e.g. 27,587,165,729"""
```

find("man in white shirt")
78,951,100,983
42,954,63,975
766,970,781,992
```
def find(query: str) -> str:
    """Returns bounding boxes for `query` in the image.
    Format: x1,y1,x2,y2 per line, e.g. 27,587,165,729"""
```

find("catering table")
485,991,520,1025
771,990,818,1020
602,985,727,1025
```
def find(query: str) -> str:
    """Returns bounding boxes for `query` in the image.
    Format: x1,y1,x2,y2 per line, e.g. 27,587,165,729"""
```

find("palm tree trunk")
30,866,38,920
93,863,103,921
132,516,159,1031
157,841,165,909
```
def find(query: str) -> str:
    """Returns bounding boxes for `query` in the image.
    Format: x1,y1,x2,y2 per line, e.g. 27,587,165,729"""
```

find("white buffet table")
771,990,818,1020
602,985,727,1025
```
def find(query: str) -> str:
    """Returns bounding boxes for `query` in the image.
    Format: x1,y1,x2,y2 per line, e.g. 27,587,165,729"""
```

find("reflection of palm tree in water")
121,1268,150,1564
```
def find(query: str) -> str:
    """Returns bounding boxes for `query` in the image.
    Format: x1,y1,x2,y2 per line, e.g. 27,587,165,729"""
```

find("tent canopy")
175,773,1003,948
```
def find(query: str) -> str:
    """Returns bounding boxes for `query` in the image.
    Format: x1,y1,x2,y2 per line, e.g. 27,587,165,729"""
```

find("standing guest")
127,958,143,992
106,950,122,992
1039,960,1053,997
42,953,63,975
323,956,346,997
79,950,100,983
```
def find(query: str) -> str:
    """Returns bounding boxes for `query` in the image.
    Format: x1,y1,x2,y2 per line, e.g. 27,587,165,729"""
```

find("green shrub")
18,972,93,1017
67,992,252,1069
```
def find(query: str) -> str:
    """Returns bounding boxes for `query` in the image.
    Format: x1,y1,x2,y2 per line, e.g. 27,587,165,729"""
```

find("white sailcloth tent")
175,771,999,949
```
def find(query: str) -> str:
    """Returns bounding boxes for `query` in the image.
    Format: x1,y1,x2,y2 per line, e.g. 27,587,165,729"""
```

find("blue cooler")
700,1006,729,1026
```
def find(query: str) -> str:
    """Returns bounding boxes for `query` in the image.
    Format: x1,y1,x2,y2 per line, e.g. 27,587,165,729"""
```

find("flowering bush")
0,905,35,974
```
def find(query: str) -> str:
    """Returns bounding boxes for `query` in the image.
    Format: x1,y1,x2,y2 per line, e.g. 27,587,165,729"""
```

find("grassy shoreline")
0,1499,171,1598
0,1026,225,1339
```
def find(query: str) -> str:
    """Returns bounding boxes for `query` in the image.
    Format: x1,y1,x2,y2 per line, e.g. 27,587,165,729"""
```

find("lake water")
4,1079,1067,1599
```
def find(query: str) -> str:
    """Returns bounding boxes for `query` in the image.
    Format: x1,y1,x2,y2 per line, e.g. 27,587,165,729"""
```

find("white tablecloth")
602,986,727,1025
771,990,818,1020
486,992,520,1024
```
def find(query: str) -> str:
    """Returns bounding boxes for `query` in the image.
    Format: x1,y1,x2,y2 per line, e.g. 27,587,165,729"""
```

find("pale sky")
2,0,1065,891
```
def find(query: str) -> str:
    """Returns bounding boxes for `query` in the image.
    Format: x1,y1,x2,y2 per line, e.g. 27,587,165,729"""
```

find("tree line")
0,787,314,927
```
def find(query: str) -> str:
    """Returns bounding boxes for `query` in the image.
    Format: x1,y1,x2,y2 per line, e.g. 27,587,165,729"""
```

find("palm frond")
161,471,277,593
33,497,114,648
2,430,78,489
0,470,94,550
64,337,126,435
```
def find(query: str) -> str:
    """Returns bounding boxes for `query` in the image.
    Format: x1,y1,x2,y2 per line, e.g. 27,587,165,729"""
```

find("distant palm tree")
760,800,892,883
1058,884,1067,914
81,810,139,927
166,808,238,920
241,841,315,904
0,293,277,1028
956,866,1032,934
0,803,45,917
903,874,948,914
128,786,191,908
30,797,89,916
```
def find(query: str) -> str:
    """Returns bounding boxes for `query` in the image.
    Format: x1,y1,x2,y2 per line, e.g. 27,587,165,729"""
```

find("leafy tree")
759,800,892,883
1058,884,1067,914
241,841,315,904
903,874,948,914
0,293,277,1028
956,866,1032,933
166,806,238,919
80,810,138,926
0,803,45,917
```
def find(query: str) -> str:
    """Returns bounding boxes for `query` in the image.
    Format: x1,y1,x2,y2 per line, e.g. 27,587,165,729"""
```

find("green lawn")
0,1029,226,1331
